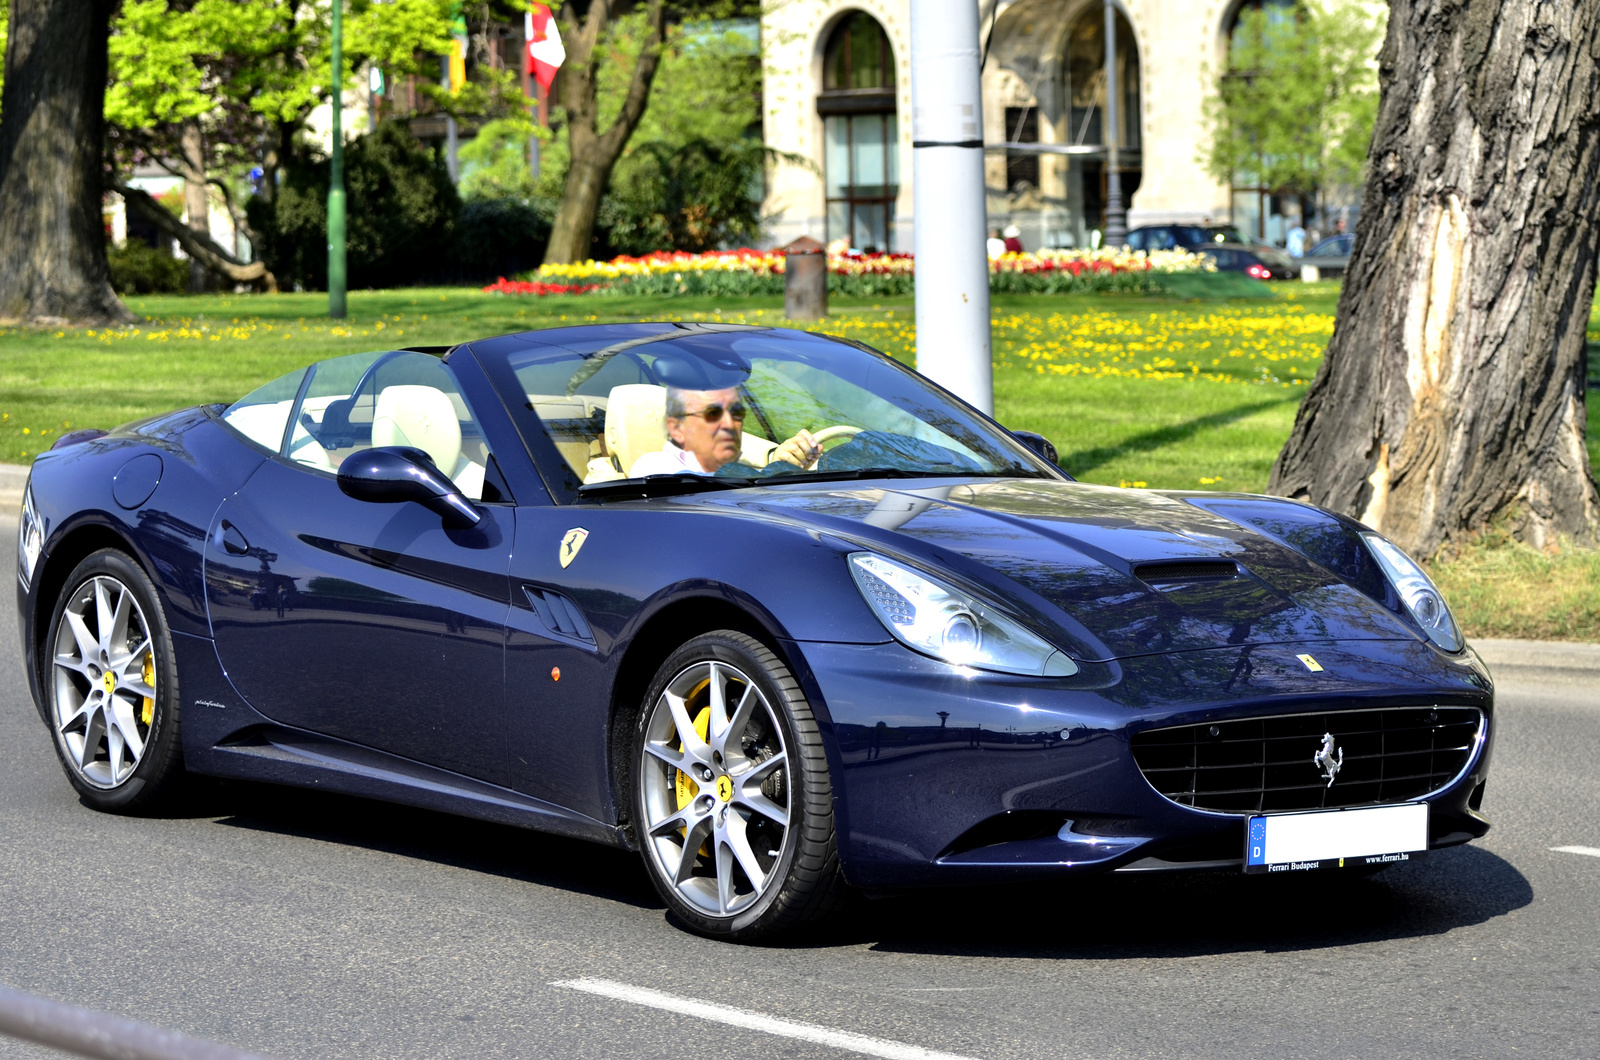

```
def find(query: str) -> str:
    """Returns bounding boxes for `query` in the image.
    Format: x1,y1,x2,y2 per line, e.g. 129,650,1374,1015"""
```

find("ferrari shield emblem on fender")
1296,653,1324,672
559,527,590,568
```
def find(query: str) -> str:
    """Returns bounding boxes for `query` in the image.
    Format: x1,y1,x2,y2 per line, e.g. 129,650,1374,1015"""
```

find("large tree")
0,0,132,325
544,0,665,263
1269,0,1600,556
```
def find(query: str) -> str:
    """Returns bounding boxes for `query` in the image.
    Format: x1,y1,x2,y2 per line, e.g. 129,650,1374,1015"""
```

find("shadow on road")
834,844,1531,959
156,778,1530,958
200,778,664,911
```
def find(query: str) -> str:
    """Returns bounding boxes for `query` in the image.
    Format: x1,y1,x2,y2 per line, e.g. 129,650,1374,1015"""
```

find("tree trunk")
115,184,278,292
180,118,213,293
1269,0,1600,556
543,0,665,264
0,0,132,325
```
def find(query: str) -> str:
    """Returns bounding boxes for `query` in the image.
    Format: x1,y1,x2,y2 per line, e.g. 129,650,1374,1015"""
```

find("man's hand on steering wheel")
771,428,821,469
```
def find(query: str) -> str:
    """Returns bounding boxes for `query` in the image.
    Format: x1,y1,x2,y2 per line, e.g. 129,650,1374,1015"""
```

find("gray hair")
664,387,690,421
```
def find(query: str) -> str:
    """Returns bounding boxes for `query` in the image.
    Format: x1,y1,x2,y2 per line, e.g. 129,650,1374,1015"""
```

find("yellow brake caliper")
672,680,713,855
140,653,155,727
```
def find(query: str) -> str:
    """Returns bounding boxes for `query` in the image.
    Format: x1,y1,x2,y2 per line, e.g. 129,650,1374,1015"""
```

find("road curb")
1472,637,1600,676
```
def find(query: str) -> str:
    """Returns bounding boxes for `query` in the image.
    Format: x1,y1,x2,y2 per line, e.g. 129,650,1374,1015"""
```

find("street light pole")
328,0,348,319
1101,0,1126,248
910,0,993,416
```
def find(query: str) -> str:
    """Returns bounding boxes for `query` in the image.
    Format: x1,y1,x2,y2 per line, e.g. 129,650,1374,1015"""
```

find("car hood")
709,478,1417,663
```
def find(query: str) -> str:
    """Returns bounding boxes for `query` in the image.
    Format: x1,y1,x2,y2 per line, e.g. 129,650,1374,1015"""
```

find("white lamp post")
910,0,993,415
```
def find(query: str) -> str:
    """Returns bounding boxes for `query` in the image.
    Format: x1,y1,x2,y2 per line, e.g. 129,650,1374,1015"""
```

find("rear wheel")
633,631,844,941
44,549,184,812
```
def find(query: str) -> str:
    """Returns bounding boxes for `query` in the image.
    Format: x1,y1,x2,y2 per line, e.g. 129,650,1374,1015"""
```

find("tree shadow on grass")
1059,397,1296,479
807,844,1531,959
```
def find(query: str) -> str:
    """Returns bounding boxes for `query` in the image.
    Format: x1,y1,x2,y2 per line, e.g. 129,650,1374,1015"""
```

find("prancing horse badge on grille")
1314,732,1344,787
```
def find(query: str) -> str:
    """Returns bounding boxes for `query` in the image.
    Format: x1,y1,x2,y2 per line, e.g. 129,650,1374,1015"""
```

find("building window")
817,12,898,253
1003,107,1039,191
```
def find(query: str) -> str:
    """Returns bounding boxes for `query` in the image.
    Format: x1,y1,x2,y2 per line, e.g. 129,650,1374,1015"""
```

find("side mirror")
1011,430,1059,466
337,446,481,528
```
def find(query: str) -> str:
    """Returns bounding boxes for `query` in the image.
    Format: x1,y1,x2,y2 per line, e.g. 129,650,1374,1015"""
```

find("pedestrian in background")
1002,224,1025,254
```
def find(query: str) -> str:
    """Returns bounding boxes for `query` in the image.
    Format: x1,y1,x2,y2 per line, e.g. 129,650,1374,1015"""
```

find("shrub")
455,197,551,283
248,121,459,290
106,241,188,295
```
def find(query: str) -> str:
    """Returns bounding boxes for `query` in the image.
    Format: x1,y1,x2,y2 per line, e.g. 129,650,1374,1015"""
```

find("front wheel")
633,631,844,941
43,549,185,812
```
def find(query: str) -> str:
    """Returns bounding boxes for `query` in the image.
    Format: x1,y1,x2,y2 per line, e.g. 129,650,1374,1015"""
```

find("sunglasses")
681,402,746,423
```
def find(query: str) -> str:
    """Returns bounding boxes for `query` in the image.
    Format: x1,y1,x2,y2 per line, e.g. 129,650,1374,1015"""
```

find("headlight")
17,482,43,589
1361,532,1462,652
848,553,1078,676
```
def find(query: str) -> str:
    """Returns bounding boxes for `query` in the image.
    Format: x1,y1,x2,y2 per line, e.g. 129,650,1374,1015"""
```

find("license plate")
1244,802,1428,874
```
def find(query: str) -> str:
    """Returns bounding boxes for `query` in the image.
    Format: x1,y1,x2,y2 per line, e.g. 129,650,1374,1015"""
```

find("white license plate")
1244,803,1428,874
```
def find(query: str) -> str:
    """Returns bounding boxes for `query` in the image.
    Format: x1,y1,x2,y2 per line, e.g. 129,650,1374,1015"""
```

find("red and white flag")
525,4,565,92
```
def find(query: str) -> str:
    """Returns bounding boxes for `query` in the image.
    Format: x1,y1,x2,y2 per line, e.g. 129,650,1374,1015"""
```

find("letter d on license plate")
1244,802,1428,874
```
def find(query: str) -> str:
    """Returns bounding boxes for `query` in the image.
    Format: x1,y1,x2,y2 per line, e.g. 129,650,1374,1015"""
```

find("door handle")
220,520,250,556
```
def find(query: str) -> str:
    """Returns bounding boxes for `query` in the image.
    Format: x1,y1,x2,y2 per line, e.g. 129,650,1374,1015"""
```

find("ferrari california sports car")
17,323,1494,940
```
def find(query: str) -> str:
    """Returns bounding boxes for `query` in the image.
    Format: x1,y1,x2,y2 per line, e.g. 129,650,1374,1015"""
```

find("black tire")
41,549,185,812
632,631,845,941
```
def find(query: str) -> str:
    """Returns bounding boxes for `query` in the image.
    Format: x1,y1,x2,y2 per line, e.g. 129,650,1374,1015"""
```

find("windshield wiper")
577,473,755,499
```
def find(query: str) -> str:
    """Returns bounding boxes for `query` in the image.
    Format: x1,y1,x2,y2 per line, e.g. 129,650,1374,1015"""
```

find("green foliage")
459,116,546,202
106,242,188,295
0,0,9,99
248,122,459,290
599,139,770,255
456,197,551,281
1202,0,1384,196
539,17,767,256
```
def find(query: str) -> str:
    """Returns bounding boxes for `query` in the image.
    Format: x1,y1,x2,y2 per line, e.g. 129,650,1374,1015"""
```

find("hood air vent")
1133,560,1240,584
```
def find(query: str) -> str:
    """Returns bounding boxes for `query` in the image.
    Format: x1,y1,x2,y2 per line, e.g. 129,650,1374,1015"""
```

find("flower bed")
484,247,1214,297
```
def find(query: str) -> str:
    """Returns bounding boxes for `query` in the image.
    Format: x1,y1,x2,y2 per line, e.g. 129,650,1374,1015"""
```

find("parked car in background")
1125,224,1244,252
1200,243,1299,281
1302,234,1354,277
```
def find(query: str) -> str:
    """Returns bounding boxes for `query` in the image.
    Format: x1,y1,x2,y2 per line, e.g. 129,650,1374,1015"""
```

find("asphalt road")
1,508,1596,1060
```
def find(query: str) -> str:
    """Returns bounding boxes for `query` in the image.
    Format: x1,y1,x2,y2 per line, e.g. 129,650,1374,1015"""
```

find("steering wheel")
809,424,863,449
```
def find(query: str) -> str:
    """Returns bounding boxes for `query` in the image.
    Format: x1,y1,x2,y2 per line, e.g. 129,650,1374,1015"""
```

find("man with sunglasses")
628,385,821,477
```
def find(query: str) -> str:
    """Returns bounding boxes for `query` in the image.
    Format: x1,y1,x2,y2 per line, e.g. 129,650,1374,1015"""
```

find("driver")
629,386,821,477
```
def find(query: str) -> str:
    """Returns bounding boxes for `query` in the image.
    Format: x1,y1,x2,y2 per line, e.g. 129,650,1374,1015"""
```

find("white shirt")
629,442,711,477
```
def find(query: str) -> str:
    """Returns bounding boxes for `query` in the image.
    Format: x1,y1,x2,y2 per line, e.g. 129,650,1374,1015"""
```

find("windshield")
472,324,1056,499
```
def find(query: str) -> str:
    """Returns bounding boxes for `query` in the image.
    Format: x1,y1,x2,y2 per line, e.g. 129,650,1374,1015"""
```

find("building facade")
761,0,1307,253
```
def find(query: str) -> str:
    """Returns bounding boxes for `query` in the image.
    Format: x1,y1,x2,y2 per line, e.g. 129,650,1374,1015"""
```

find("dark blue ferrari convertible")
17,323,1494,940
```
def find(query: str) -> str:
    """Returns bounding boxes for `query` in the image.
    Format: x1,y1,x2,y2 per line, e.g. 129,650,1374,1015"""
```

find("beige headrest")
373,385,462,475
604,384,668,474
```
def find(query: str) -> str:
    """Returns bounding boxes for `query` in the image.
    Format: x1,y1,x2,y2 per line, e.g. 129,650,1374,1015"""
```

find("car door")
204,350,515,785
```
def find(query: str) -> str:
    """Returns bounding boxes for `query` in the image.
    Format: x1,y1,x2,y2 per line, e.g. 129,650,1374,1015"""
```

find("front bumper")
786,637,1494,888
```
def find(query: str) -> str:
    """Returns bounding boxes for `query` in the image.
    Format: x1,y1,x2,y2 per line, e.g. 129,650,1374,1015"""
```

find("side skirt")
173,631,627,849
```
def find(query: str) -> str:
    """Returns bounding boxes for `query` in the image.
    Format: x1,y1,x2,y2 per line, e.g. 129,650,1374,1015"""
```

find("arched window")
817,13,898,253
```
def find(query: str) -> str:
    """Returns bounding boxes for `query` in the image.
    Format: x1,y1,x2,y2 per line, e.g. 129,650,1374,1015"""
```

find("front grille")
1131,706,1483,814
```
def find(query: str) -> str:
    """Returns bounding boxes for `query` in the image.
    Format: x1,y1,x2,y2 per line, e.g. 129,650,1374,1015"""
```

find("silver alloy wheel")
51,575,159,789
639,660,791,917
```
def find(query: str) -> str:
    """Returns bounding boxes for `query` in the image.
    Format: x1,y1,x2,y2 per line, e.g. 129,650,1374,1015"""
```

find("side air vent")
523,586,595,645
1133,560,1240,583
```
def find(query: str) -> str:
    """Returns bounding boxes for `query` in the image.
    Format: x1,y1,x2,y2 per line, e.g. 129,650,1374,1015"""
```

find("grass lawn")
0,280,1596,640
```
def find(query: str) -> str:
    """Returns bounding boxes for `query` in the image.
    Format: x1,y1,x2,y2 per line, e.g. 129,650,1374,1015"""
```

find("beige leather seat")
373,384,485,498
603,384,668,477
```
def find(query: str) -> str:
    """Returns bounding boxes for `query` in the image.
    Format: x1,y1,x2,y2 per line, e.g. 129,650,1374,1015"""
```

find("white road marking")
552,977,982,1060
1551,845,1600,858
